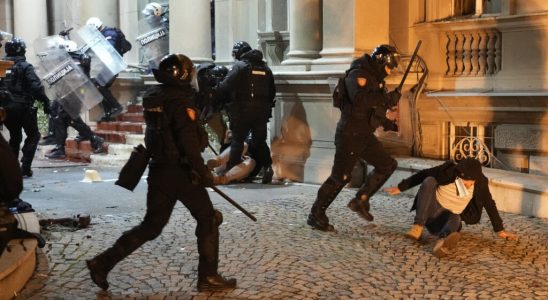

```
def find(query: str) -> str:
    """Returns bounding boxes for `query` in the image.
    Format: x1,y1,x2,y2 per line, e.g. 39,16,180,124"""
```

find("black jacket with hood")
397,160,504,232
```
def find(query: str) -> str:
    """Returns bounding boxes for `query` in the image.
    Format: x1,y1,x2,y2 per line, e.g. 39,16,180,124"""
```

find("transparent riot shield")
136,18,169,70
33,36,102,119
72,26,127,86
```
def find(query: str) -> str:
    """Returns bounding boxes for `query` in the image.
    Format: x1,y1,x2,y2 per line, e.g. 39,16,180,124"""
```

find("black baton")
210,185,257,222
396,40,422,93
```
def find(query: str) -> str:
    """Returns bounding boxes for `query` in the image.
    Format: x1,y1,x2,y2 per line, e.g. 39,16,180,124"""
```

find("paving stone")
15,183,548,299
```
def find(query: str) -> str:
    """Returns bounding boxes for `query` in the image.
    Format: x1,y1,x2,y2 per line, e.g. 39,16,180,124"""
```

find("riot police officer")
86,17,127,121
307,45,402,231
196,64,229,146
216,41,276,184
86,54,237,292
1,37,51,177
142,2,169,29
46,40,104,159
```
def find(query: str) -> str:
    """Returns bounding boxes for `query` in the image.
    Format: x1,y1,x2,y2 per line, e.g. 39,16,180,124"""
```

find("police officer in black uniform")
196,64,229,147
307,45,402,231
86,17,127,122
216,41,276,184
1,37,51,177
46,42,104,159
86,53,237,292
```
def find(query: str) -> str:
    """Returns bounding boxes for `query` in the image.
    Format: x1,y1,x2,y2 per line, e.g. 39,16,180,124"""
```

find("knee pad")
213,209,223,227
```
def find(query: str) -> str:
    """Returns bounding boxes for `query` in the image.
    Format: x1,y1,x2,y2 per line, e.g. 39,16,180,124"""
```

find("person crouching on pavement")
384,158,518,258
207,129,256,185
86,53,237,292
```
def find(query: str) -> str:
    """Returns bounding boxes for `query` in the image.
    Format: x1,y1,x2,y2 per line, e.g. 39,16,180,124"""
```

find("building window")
449,122,495,166
423,0,502,22
454,0,476,17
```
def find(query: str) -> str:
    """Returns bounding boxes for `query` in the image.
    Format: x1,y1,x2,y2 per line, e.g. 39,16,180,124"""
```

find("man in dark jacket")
384,158,518,258
307,45,402,232
216,41,276,184
1,37,51,177
86,54,236,292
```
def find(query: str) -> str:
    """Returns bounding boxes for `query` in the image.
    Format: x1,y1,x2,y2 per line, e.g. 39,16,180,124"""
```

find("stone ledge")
387,157,548,219
0,239,38,300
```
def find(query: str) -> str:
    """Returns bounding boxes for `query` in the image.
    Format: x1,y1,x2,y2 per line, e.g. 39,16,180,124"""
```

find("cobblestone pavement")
18,182,547,299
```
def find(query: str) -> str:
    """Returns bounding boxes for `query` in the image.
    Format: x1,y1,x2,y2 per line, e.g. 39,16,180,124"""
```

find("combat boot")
86,258,111,290
347,196,374,221
21,165,33,178
39,135,56,145
197,274,237,292
307,198,335,232
261,166,273,184
46,146,66,159
90,136,104,154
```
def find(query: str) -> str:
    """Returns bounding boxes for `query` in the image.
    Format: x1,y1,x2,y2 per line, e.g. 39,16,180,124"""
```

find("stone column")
214,0,260,65
119,0,139,65
0,0,13,33
315,0,389,65
80,0,119,28
13,0,48,64
282,0,321,65
170,0,212,63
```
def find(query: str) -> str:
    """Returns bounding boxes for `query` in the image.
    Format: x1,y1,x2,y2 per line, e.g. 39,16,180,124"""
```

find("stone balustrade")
445,29,502,77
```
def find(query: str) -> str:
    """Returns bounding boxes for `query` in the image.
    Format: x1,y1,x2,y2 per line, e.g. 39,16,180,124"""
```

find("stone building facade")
0,0,546,182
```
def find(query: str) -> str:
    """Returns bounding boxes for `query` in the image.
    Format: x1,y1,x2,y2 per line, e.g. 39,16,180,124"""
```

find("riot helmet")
86,17,104,30
152,53,195,86
143,2,163,17
371,44,400,70
232,41,251,60
5,37,26,56
210,65,228,82
61,40,78,53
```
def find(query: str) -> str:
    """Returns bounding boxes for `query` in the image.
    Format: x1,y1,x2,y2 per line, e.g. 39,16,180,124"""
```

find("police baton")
210,185,257,222
396,40,422,93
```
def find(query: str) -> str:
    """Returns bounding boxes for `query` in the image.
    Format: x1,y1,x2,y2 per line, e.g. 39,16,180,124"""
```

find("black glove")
387,90,401,107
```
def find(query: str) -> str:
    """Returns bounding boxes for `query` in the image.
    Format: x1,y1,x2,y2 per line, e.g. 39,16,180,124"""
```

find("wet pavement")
14,164,548,299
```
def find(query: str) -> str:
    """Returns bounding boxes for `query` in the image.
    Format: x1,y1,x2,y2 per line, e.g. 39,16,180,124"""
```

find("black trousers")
227,111,271,172
93,165,221,277
3,104,40,168
316,132,397,209
98,76,121,113
53,108,94,147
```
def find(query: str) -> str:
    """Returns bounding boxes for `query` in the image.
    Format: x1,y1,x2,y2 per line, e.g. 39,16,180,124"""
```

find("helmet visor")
386,53,401,70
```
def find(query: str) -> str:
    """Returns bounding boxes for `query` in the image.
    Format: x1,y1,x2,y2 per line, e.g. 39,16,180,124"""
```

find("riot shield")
72,26,127,86
136,18,169,70
33,36,102,119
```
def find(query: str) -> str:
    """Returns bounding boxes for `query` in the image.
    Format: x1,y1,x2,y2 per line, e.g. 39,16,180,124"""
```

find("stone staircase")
64,104,145,166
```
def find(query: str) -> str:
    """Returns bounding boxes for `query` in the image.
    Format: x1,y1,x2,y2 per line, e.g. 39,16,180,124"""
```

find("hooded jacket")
142,84,209,179
397,160,504,232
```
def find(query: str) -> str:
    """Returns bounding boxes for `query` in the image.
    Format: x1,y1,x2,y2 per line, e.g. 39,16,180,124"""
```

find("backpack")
115,28,132,55
332,75,350,110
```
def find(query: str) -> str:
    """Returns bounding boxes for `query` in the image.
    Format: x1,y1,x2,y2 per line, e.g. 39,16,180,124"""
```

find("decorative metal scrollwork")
451,137,492,166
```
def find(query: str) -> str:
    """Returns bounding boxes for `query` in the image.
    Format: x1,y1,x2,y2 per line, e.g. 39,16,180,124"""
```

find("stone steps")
60,104,145,166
